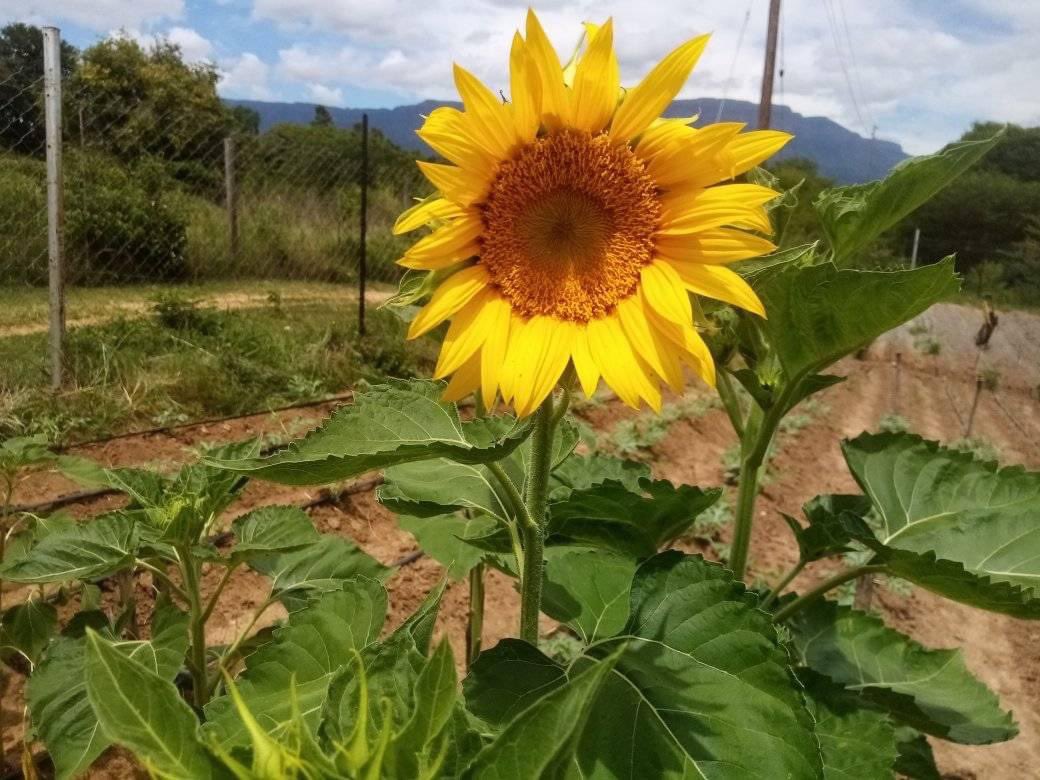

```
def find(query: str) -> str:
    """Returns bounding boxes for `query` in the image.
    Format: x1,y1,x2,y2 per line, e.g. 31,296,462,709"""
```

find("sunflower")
396,11,791,416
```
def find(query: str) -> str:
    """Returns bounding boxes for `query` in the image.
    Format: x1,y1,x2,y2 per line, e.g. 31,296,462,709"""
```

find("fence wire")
0,31,424,306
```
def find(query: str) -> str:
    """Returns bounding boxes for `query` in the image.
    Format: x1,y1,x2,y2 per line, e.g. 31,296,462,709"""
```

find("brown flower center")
479,130,661,322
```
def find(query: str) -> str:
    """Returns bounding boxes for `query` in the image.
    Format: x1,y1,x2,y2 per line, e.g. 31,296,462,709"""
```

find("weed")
609,394,718,457
877,413,911,434
950,436,1001,463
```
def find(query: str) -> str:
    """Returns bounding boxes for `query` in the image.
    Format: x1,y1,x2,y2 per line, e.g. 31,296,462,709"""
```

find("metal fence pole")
43,26,66,390
224,136,239,263
358,113,368,336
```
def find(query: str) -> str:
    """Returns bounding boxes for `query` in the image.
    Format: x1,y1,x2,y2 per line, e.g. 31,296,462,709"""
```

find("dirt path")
0,288,393,338
3,301,1040,779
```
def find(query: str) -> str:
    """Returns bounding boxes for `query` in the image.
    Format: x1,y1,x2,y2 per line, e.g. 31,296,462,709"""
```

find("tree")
311,104,334,128
0,23,79,154
67,36,230,167
961,121,1040,183
228,105,260,135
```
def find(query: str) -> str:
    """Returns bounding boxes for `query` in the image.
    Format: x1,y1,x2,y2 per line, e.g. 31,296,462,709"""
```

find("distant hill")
225,96,907,184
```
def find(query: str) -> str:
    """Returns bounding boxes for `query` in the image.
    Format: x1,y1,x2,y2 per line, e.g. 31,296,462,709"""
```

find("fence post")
43,26,65,390
358,113,368,336
224,136,239,263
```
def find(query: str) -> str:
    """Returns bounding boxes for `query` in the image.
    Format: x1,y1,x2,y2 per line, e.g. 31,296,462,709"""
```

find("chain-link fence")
1,26,426,397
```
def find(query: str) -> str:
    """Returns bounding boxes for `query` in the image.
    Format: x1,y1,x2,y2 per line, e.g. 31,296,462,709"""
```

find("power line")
715,1,754,123
836,0,873,129
822,0,869,135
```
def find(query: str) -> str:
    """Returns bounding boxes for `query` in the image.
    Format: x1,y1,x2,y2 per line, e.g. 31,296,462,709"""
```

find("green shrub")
64,150,188,283
0,153,48,285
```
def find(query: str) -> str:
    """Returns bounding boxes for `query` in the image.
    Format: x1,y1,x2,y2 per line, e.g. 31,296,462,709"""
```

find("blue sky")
7,0,1039,154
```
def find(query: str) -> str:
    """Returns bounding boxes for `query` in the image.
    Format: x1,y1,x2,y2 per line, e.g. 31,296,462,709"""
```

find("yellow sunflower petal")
645,123,744,188
442,351,482,402
635,119,693,164
609,33,710,142
416,161,486,206
418,106,498,172
655,228,776,265
659,184,779,235
646,309,717,388
616,294,683,392
669,261,766,316
509,33,541,142
399,214,482,271
685,130,794,188
570,328,601,398
434,287,498,378
586,314,661,410
393,195,464,235
505,316,575,417
571,19,618,133
640,260,692,325
407,264,490,339
453,63,517,157
479,294,512,408
525,9,571,128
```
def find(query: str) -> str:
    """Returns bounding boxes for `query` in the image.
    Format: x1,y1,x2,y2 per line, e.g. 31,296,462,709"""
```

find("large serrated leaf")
800,670,899,780
788,599,1016,744
464,553,822,779
0,598,57,666
380,459,512,525
397,512,497,580
815,134,999,264
0,512,137,584
209,380,532,485
203,580,387,749
230,504,321,562
842,432,1040,616
84,631,220,779
541,547,634,644
248,534,389,610
756,260,959,386
31,604,189,780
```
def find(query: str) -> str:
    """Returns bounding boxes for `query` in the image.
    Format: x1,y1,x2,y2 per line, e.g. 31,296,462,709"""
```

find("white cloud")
218,52,274,100
307,83,344,106
165,26,213,62
1,0,183,32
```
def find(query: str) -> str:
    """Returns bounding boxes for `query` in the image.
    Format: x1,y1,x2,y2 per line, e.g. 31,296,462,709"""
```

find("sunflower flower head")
396,10,791,416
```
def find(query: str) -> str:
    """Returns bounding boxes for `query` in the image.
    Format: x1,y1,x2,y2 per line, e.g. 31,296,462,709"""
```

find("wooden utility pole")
756,0,782,130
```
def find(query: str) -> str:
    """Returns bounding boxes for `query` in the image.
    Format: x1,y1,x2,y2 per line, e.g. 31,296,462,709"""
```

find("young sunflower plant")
6,11,1033,780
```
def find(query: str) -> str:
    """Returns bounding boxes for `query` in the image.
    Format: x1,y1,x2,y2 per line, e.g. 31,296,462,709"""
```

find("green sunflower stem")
519,392,557,647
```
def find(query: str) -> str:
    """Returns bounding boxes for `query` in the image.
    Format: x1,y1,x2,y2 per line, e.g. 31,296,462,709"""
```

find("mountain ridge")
225,96,907,184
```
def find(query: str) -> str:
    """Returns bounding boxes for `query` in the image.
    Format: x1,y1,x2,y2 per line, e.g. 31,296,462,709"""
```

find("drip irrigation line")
55,391,356,452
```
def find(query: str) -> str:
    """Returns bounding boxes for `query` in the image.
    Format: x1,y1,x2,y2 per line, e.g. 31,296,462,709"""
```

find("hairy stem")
728,399,787,581
519,394,557,646
177,547,209,708
772,565,887,623
466,562,485,668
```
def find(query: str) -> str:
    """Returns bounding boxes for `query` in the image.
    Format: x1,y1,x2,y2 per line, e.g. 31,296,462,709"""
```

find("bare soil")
3,300,1039,779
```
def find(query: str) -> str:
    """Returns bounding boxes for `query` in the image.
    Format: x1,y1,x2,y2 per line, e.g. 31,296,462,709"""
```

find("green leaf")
390,639,459,775
757,260,959,388
783,494,875,564
392,575,447,654
380,459,512,525
0,434,53,472
0,513,137,584
546,479,721,557
249,534,389,610
800,670,899,780
541,548,634,644
466,554,822,778
465,646,621,779
548,453,650,497
27,605,189,779
209,380,532,485
84,630,220,779
464,639,567,729
893,727,941,780
788,599,1016,744
397,513,498,580
203,580,387,749
815,133,1000,264
843,432,1040,617
230,505,320,563
0,598,57,666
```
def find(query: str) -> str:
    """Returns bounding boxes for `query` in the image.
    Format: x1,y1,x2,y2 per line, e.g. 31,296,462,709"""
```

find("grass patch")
0,296,437,443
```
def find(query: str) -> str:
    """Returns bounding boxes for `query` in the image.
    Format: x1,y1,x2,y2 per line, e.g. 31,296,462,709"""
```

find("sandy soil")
2,299,1039,779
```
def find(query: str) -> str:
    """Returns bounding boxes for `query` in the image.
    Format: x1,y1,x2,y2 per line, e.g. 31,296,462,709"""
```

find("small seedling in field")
950,435,1001,463
877,413,911,433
